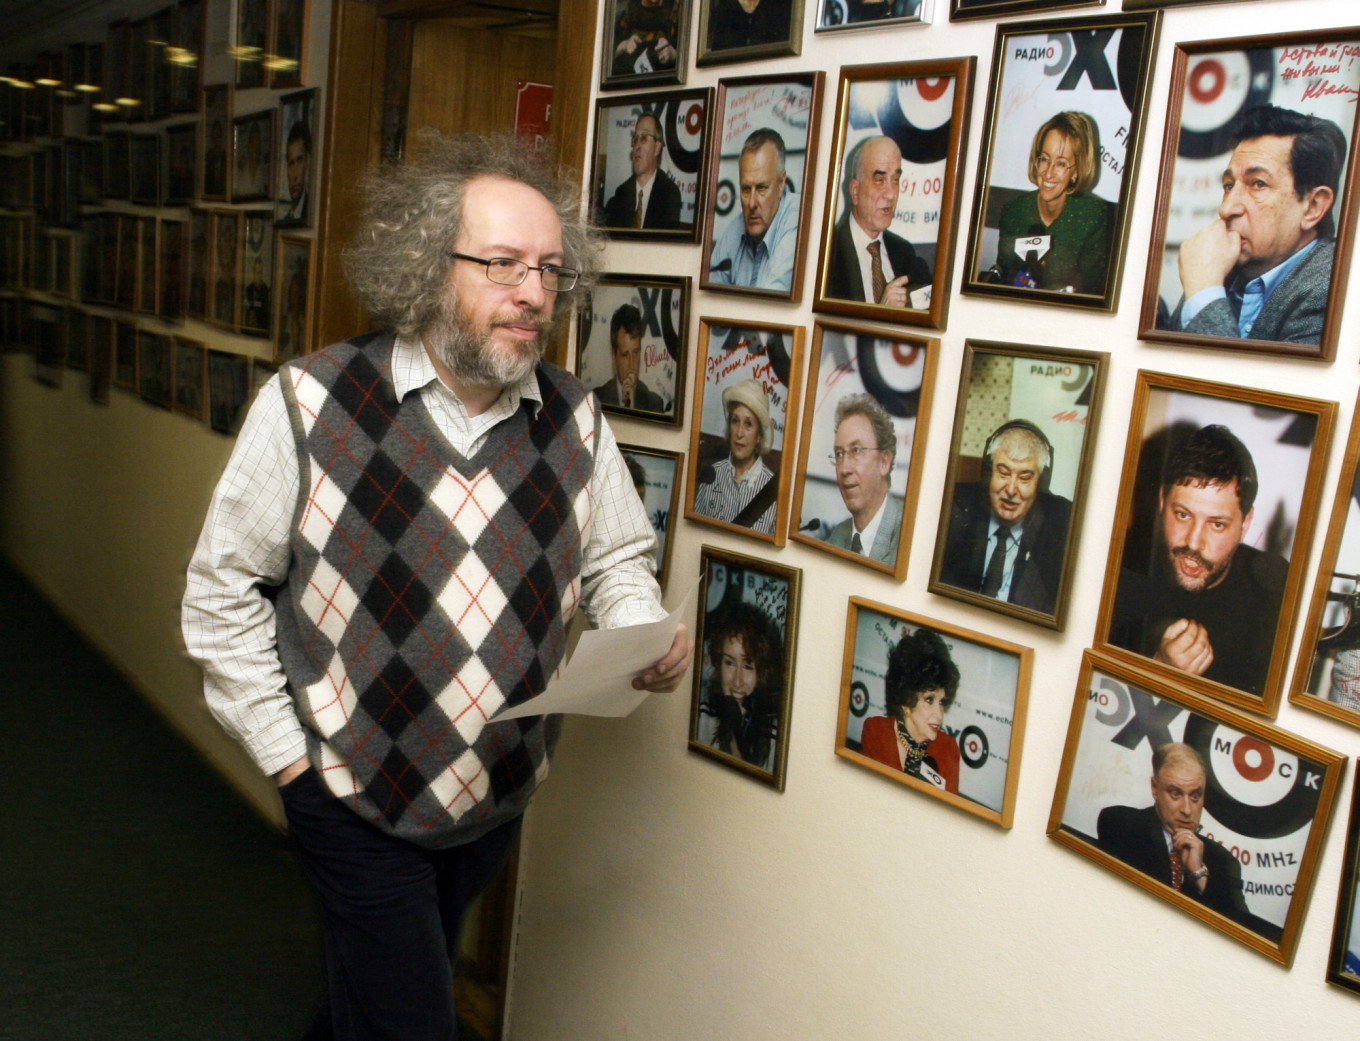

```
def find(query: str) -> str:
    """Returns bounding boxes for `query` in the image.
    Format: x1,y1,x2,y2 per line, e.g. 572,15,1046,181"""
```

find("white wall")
508,1,1360,1038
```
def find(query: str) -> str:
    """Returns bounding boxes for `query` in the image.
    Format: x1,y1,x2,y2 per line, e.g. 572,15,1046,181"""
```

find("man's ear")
1241,506,1254,537
1300,185,1335,232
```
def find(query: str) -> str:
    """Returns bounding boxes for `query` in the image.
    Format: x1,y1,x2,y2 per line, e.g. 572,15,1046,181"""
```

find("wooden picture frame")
137,329,172,409
200,84,232,202
1093,370,1335,716
1049,650,1345,966
234,0,268,90
240,211,274,338
815,0,931,32
591,88,713,242
1327,767,1360,995
836,598,1032,828
275,88,315,228
575,272,688,425
685,316,804,546
812,57,975,330
210,210,242,330
961,12,1159,312
790,319,938,580
275,233,313,362
700,72,823,301
688,545,800,791
232,108,274,204
172,336,207,421
207,348,250,435
928,339,1108,630
600,0,690,91
619,444,685,591
1138,30,1360,360
136,216,158,315
268,0,308,89
696,0,803,67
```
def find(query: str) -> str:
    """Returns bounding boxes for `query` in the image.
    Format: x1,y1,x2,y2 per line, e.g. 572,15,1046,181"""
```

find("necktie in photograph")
867,240,886,303
980,528,1007,597
851,532,863,554
635,188,644,228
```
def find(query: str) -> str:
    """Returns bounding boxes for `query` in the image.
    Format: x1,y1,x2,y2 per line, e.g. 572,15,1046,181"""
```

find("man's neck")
1238,231,1318,284
852,491,887,533
422,337,502,416
635,168,656,189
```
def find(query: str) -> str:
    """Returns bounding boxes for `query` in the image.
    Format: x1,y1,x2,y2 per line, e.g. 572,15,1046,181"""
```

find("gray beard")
426,295,545,389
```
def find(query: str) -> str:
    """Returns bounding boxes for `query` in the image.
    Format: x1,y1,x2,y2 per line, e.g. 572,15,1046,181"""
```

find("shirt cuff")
1180,286,1226,328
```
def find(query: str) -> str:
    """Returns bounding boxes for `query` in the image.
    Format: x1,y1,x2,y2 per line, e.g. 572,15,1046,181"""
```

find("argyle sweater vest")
272,332,598,848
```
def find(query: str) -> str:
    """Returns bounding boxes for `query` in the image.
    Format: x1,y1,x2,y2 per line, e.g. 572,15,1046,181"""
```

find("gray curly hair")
343,129,603,338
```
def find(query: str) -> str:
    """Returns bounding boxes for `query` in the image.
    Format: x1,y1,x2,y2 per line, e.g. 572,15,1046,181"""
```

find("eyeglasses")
630,132,661,146
829,446,882,465
447,252,580,293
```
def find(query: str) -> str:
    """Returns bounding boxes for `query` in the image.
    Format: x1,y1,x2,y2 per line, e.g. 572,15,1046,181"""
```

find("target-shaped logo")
849,681,870,717
877,77,954,167
1185,715,1320,840
852,335,923,419
959,725,990,769
663,98,708,175
713,179,735,218
1177,50,1274,161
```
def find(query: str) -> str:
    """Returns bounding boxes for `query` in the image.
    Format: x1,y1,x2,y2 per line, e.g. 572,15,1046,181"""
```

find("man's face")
848,137,902,238
988,449,1040,527
1219,134,1328,280
611,329,641,393
738,142,786,244
1151,758,1206,836
1159,479,1251,593
630,115,663,181
433,175,562,387
286,137,309,201
834,413,890,519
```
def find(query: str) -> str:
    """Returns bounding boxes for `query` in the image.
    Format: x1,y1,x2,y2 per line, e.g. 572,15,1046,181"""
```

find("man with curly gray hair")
183,131,692,1040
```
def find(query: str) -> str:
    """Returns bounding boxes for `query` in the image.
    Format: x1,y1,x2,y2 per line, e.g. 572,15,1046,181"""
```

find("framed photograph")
1327,768,1360,994
232,109,274,203
700,72,823,300
159,218,186,323
961,13,1158,311
137,330,172,409
576,273,688,424
115,214,138,312
1094,370,1335,716
1290,392,1360,729
169,0,204,114
172,336,206,421
620,445,684,590
76,140,103,205
147,6,174,120
790,319,937,579
269,0,308,89
1139,31,1360,360
688,545,800,790
235,0,267,89
816,0,930,32
200,84,232,202
685,317,804,546
208,348,250,435
275,233,314,362
929,340,1107,629
137,216,158,314
113,321,138,391
601,0,689,91
951,0,1097,19
591,88,712,241
836,599,1032,827
696,0,803,67
164,121,197,206
127,18,151,124
240,212,274,338
275,89,315,227
210,210,241,330
104,131,131,201
1049,650,1345,965
813,57,975,330
187,208,211,319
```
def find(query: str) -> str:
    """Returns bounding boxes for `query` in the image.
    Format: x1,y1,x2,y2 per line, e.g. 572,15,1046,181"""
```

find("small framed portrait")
113,321,138,391
591,88,712,242
240,211,274,338
208,348,250,435
232,109,274,204
269,0,309,89
137,330,172,409
816,0,930,32
836,599,1032,828
700,72,823,300
164,121,198,207
1049,650,1346,965
929,340,1108,630
275,233,314,362
1094,370,1336,717
104,131,131,201
235,0,267,90
170,0,204,114
1139,30,1360,361
275,89,316,228
159,218,187,323
688,545,800,790
696,0,803,67
1327,769,1360,995
619,444,685,590
951,0,1099,21
601,0,690,91
115,214,138,312
576,273,688,424
172,336,206,421
790,319,938,579
76,140,103,205
200,84,232,202
210,210,242,330
186,208,211,320
961,13,1159,311
813,57,975,330
685,317,805,546
1290,392,1360,729
136,216,158,314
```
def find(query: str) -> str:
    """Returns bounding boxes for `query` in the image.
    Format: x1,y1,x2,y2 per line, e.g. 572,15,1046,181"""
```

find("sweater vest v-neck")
272,332,598,848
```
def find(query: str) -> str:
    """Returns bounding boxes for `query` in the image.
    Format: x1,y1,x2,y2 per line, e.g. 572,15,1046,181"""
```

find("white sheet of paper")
493,580,698,721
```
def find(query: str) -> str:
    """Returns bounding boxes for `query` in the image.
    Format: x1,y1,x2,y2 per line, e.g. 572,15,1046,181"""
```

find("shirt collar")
391,332,543,416
847,211,881,253
1237,238,1318,300
987,515,1024,543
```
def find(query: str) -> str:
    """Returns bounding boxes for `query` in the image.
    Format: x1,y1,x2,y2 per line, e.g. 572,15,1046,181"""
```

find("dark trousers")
280,767,520,1041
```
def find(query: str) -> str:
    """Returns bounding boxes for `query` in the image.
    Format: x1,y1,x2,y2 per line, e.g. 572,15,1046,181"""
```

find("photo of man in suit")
602,112,683,230
938,420,1071,615
826,393,900,563
593,303,665,413
1095,743,1255,931
707,128,799,292
1168,104,1345,346
825,134,931,307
